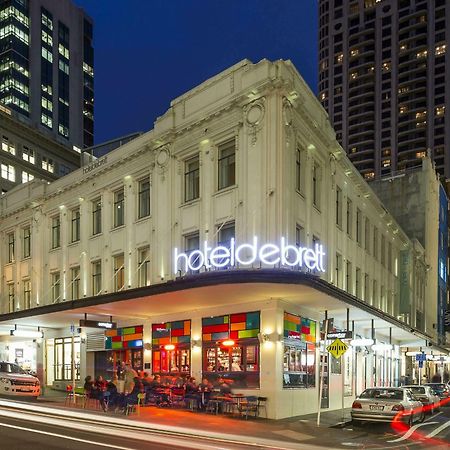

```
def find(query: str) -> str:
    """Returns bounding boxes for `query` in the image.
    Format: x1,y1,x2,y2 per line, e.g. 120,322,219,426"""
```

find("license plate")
369,405,384,411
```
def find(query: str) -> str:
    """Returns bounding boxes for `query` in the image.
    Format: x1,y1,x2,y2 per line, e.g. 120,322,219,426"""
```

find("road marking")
387,421,439,442
0,421,135,450
423,419,450,438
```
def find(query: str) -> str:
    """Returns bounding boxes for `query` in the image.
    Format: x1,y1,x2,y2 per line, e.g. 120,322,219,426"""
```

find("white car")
403,385,440,415
0,362,40,398
351,387,424,427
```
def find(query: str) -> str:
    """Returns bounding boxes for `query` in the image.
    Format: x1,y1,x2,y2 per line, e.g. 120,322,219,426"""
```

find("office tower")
318,0,449,179
0,0,94,149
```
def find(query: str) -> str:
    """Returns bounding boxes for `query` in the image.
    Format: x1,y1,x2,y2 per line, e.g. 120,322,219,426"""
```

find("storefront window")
283,312,316,388
202,311,260,389
152,320,191,376
52,336,80,381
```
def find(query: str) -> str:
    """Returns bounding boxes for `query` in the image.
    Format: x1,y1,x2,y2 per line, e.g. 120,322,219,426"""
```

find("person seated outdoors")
198,377,213,409
84,375,107,412
122,376,144,411
106,377,123,411
141,372,153,389
147,374,170,406
184,376,200,409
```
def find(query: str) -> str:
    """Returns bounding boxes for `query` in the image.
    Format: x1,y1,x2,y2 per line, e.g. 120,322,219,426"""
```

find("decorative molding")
244,98,265,145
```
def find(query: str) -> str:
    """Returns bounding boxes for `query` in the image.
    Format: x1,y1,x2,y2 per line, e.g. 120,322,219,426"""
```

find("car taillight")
352,401,362,409
392,404,404,411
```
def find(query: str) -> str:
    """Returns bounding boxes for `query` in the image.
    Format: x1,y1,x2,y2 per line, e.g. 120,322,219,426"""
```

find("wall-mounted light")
10,329,43,339
372,343,393,352
257,333,269,343
350,338,374,347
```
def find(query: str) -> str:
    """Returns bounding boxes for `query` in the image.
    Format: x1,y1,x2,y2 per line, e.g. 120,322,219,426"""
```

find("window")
23,226,30,258
184,155,199,202
21,171,34,183
70,266,80,300
7,232,15,263
336,253,342,287
1,164,15,181
41,156,54,173
22,146,35,164
356,209,362,244
373,227,378,260
364,218,370,252
381,234,386,266
312,162,320,208
346,198,352,236
138,179,150,218
218,222,235,247
388,242,392,271
113,254,125,292
51,272,60,303
23,279,31,309
355,268,361,298
91,260,102,295
336,186,342,227
218,140,236,190
51,216,60,248
346,261,352,293
53,337,81,382
71,208,80,242
296,147,304,192
364,273,370,302
1,136,15,155
184,232,200,271
8,283,15,313
296,224,305,247
138,247,150,287
113,188,124,228
92,198,102,235
372,279,378,307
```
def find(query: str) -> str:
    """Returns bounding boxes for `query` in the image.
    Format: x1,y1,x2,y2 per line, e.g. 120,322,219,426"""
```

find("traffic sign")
327,338,349,359
418,360,424,369
415,353,426,362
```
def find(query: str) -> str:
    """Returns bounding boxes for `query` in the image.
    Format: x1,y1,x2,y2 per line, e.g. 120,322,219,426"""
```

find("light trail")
387,421,438,442
0,421,135,450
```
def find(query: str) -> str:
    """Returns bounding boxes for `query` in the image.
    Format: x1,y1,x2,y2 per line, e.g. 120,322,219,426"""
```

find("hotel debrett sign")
173,237,326,275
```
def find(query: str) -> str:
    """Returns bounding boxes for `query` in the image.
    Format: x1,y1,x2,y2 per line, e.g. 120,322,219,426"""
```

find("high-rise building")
318,0,449,179
0,0,94,149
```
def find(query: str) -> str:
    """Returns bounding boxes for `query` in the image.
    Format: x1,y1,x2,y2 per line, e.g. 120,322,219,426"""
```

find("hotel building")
0,59,446,419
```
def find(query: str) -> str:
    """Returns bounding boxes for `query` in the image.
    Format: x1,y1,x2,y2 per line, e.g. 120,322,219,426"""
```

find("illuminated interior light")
222,340,235,347
164,344,175,351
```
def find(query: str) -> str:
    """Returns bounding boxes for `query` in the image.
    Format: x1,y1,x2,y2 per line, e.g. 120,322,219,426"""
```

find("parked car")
0,361,40,398
402,385,440,414
424,383,449,400
351,387,424,427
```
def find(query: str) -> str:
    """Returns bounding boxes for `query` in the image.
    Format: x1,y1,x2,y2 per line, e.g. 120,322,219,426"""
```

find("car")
0,361,40,398
351,387,424,427
402,385,440,414
424,383,449,400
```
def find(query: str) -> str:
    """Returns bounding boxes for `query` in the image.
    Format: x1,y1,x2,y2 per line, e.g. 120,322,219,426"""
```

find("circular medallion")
246,103,264,126
156,147,170,167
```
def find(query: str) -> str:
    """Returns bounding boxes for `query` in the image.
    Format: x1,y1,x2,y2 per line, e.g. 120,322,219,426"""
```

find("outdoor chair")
205,398,222,414
256,396,268,418
125,393,146,416
237,396,259,419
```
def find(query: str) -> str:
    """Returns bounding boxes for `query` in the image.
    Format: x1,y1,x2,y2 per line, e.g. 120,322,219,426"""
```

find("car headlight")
0,377,11,383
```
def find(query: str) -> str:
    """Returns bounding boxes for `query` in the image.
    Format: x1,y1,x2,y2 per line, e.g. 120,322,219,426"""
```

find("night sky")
74,0,318,145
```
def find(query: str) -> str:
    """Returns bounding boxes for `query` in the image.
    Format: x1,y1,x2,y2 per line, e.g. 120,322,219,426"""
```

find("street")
0,397,448,449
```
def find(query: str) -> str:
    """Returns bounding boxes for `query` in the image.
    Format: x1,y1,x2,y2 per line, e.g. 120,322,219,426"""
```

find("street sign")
326,331,353,340
418,361,424,369
415,353,426,362
327,338,349,359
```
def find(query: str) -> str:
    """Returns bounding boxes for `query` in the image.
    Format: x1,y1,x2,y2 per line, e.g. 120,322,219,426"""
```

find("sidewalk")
33,391,354,448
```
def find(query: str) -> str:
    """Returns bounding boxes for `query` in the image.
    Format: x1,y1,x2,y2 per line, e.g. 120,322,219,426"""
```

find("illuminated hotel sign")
174,237,325,275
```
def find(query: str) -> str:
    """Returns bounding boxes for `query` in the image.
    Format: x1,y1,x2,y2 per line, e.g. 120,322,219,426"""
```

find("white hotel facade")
0,59,446,419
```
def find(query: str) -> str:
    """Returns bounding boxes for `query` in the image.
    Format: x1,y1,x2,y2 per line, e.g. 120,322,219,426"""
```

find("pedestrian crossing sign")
327,338,349,359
